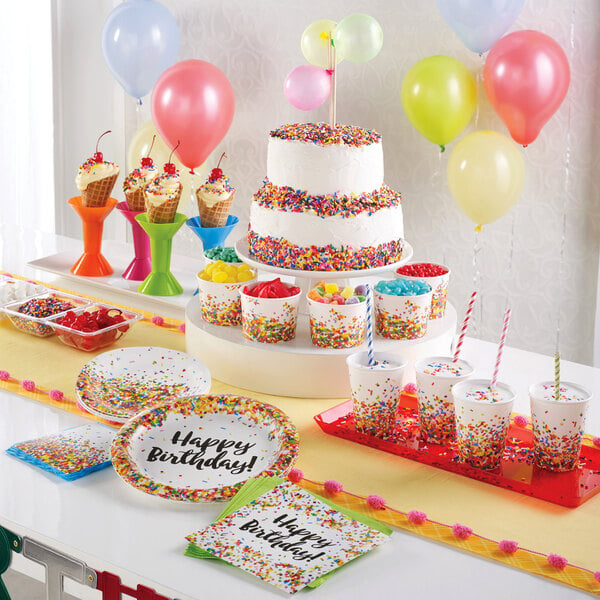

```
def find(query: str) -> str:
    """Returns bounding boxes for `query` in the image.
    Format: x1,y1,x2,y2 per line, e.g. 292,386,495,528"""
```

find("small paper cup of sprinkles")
197,261,256,327
240,278,301,343
452,379,516,470
373,279,432,340
347,351,407,438
307,282,367,349
529,381,591,472
414,356,474,443
395,262,450,319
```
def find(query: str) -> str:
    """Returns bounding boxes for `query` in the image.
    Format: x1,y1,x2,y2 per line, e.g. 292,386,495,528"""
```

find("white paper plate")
111,394,299,502
76,346,211,423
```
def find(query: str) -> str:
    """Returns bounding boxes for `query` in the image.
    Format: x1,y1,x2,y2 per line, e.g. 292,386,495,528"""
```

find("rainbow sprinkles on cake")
248,122,404,271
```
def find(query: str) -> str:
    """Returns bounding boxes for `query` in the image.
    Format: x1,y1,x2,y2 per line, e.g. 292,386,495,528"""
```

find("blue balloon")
102,0,180,101
435,0,524,54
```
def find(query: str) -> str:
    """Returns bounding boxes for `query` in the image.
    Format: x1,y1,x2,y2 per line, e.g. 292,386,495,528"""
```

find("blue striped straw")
366,284,375,366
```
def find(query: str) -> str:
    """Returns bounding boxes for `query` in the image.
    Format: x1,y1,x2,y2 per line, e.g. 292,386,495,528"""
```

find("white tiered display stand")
185,239,456,398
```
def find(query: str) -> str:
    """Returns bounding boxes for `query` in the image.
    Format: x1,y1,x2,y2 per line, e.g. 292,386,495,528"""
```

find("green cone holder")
135,213,186,296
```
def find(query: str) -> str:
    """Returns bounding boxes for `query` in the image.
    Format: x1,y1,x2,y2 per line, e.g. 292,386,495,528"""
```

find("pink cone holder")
116,202,152,281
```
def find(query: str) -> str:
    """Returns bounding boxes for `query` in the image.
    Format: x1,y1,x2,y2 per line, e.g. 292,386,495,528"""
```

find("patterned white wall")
114,0,600,364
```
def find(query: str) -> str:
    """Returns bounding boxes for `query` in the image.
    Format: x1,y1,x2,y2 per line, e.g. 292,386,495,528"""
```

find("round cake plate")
76,347,211,423
111,394,299,502
185,298,456,398
235,238,414,280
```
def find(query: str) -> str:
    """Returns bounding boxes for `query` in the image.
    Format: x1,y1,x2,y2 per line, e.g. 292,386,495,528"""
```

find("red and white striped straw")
490,308,511,388
453,291,477,362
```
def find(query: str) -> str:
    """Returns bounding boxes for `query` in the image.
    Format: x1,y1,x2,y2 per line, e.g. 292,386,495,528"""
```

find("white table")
1,226,598,599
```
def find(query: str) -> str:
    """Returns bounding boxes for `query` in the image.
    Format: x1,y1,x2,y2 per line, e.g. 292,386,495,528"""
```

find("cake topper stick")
490,307,511,389
328,33,337,127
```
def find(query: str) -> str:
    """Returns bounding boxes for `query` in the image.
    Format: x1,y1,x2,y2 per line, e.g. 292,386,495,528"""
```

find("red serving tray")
314,394,600,508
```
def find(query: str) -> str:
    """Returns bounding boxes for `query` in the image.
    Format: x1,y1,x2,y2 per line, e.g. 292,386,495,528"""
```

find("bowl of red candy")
395,262,450,320
47,303,142,351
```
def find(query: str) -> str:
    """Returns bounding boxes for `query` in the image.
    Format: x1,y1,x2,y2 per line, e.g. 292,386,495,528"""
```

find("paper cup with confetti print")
346,351,407,438
395,263,450,319
453,379,516,470
240,285,301,343
374,280,432,340
529,381,591,472
196,272,256,327
415,356,474,443
307,297,367,349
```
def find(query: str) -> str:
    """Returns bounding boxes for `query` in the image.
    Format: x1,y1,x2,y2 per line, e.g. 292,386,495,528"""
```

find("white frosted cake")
248,123,404,271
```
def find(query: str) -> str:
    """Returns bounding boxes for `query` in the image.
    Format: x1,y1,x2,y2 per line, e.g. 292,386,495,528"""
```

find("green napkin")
184,476,392,589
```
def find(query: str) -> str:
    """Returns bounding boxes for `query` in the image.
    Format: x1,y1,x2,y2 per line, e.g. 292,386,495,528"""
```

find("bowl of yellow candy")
196,261,256,326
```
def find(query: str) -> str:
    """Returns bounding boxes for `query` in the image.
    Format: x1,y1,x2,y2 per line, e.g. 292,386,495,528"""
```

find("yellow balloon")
127,120,207,208
447,131,525,229
401,55,477,151
301,19,341,68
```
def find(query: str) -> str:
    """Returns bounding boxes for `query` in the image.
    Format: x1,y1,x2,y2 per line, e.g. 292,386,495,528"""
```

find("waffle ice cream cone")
145,184,182,224
197,190,234,227
81,174,118,207
124,189,146,212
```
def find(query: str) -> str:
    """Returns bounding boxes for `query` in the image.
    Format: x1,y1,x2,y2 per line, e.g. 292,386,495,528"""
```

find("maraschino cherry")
141,135,156,168
164,140,180,175
93,130,111,163
209,152,227,181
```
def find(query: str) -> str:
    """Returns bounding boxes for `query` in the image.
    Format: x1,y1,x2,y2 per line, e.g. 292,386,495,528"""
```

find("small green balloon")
333,14,383,63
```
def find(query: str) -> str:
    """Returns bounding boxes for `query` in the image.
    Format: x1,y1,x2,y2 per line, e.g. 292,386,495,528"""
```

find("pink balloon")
483,30,570,146
151,60,235,170
284,65,331,111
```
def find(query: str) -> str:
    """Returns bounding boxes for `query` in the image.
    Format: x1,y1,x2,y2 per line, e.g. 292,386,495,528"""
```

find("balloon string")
190,171,196,213
328,33,337,127
556,0,576,356
135,98,143,131
473,56,484,128
472,227,482,338
504,210,516,313
438,150,447,267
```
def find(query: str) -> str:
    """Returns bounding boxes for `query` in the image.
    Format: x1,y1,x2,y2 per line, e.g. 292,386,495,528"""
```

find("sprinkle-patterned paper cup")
374,289,432,340
196,273,256,327
414,356,474,443
346,351,407,438
395,263,450,319
529,381,591,472
307,297,367,349
240,287,302,343
453,379,516,470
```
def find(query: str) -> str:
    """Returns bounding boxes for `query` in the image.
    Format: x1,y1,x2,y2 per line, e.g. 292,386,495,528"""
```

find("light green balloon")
301,19,342,69
333,14,383,63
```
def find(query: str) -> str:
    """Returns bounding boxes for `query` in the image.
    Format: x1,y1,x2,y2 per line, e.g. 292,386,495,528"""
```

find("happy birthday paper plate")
76,347,211,423
111,395,299,502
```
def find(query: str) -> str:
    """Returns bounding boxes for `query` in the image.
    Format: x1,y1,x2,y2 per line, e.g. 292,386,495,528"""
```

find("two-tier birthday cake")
247,122,404,271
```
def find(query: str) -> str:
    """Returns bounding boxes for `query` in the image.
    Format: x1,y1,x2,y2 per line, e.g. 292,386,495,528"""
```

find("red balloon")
151,60,235,171
483,30,569,146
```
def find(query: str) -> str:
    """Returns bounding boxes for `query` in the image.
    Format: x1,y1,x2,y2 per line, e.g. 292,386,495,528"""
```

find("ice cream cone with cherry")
123,135,158,212
144,142,182,224
76,130,119,207
196,153,235,227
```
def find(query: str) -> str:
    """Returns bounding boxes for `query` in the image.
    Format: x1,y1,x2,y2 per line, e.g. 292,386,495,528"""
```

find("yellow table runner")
1,278,599,595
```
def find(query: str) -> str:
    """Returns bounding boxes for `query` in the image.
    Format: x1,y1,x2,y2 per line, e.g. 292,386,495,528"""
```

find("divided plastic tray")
314,394,600,507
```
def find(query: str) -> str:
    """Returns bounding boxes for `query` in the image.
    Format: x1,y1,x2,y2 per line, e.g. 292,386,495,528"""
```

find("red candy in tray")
243,278,301,298
396,262,448,277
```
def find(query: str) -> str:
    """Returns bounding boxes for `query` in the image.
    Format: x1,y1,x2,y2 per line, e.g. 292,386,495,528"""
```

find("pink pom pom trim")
594,571,600,583
22,380,36,392
151,316,164,326
366,495,386,509
592,437,600,448
287,468,303,483
407,510,427,525
0,370,10,381
178,323,186,333
403,382,418,394
49,389,64,401
324,480,343,494
547,554,568,569
452,524,473,540
498,540,518,554
513,415,529,427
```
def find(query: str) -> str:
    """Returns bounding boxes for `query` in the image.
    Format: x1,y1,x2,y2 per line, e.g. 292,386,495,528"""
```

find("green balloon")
333,14,383,63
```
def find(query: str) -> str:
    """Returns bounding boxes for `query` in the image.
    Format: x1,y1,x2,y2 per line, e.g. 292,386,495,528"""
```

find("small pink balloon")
284,65,331,111
483,30,570,146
